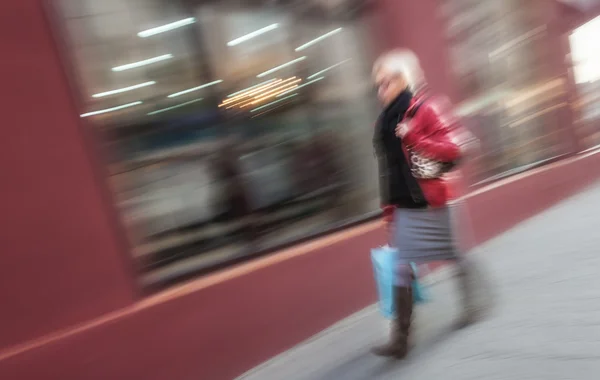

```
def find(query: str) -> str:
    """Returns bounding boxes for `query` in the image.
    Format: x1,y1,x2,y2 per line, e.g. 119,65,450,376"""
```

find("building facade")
1,0,600,379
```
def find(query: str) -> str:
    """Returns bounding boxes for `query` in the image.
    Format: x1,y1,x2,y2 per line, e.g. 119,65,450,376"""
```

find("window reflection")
54,0,379,287
442,0,572,183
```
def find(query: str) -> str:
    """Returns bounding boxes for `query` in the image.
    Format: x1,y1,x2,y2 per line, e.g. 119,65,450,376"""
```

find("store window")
569,15,600,149
441,0,573,183
50,0,379,288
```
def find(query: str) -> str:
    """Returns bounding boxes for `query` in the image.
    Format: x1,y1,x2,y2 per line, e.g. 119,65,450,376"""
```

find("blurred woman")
371,49,480,359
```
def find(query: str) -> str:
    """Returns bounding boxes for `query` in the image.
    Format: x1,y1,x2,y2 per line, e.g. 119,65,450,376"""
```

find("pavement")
238,182,600,380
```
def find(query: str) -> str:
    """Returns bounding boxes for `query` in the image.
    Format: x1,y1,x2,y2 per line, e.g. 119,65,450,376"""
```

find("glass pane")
51,0,379,288
441,0,572,183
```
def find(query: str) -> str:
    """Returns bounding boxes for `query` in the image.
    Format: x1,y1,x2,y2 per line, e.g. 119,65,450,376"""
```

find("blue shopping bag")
371,246,429,319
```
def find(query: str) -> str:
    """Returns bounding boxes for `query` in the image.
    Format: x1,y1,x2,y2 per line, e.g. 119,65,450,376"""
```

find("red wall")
0,0,135,351
1,151,600,380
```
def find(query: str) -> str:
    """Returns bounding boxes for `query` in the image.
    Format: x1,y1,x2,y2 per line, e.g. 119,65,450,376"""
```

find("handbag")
371,245,429,319
408,149,455,179
399,99,458,179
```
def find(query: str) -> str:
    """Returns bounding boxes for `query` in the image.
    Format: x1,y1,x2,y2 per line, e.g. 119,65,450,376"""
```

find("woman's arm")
400,101,461,163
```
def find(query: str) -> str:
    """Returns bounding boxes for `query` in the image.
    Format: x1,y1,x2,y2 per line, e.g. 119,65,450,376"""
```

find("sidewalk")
238,182,600,380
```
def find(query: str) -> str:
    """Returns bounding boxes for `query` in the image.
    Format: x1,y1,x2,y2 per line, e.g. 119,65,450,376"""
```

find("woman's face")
374,67,408,106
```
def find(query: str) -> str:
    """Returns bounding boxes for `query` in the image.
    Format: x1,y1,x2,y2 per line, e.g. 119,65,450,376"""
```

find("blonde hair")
373,49,425,91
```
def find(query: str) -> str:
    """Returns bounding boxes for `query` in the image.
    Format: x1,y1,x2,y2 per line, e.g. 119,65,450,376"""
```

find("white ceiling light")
250,94,298,113
147,98,203,115
80,101,143,118
295,28,342,52
257,57,306,78
92,81,156,98
138,17,196,38
227,23,279,47
307,59,350,79
112,54,173,72
277,77,324,97
167,80,223,98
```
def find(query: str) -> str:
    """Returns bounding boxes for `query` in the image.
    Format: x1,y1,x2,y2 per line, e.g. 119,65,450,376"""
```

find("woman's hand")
382,205,395,242
395,122,410,138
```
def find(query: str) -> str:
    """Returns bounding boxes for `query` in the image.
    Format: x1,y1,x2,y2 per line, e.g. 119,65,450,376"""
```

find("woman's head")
373,49,425,106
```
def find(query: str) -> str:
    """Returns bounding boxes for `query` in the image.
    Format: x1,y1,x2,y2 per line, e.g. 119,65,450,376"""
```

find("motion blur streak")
276,77,323,97
295,28,343,51
219,78,301,108
257,57,307,77
92,81,156,98
138,17,196,37
227,23,280,46
111,54,173,71
147,98,203,116
308,59,351,79
167,80,223,98
80,101,143,117
242,80,302,106
227,79,278,98
250,93,298,112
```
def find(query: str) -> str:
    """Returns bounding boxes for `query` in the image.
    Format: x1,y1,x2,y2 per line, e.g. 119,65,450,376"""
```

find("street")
239,182,600,380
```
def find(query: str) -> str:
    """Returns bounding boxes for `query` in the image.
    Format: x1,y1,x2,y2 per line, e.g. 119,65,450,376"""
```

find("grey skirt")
393,206,460,264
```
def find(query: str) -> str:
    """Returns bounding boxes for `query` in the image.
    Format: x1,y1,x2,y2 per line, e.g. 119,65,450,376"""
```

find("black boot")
371,286,413,359
455,259,480,328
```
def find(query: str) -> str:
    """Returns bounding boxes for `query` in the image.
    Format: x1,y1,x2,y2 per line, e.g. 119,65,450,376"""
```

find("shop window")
441,0,572,183
49,0,379,289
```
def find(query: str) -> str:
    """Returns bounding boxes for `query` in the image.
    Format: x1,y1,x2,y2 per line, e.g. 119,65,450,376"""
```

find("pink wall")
0,0,135,351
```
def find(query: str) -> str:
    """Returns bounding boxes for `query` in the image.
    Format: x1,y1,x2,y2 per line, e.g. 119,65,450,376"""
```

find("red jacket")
382,91,464,222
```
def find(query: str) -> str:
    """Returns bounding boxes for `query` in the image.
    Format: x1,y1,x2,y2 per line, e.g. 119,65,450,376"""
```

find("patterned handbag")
408,149,456,179
400,99,458,179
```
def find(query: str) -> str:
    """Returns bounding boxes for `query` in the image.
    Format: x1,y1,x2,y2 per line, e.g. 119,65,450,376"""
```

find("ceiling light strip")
138,17,196,38
80,101,143,118
112,54,173,72
147,98,203,115
227,24,279,47
295,28,343,52
307,59,350,80
168,80,223,98
257,57,306,78
92,81,156,98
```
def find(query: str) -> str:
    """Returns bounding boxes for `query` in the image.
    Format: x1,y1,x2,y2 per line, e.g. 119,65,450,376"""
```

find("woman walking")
371,49,481,359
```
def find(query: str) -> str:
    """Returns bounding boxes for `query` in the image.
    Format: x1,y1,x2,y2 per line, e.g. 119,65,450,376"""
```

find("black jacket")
373,91,427,209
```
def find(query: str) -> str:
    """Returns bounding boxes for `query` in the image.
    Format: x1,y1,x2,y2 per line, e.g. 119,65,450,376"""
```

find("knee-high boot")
455,258,480,328
371,286,413,359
